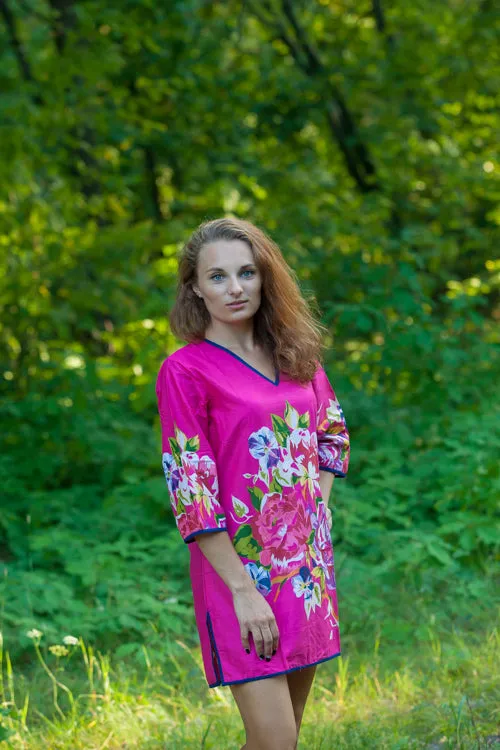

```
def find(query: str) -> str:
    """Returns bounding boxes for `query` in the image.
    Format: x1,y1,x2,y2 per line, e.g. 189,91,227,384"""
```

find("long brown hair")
169,217,330,383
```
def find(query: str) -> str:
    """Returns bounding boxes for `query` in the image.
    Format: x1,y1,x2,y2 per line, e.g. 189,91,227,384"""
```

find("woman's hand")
326,505,333,531
232,583,280,660
194,531,280,660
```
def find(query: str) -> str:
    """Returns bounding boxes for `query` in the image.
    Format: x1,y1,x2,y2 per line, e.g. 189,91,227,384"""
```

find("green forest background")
1,1,499,748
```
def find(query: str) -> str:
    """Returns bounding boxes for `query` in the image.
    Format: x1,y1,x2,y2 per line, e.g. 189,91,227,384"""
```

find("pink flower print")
248,427,281,471
193,454,218,492
177,512,197,540
288,429,320,499
288,428,316,467
254,486,311,572
181,452,219,512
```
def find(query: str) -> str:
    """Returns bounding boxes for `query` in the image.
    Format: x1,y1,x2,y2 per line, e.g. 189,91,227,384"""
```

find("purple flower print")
248,427,281,471
310,503,336,591
244,562,272,596
291,566,321,619
162,452,181,493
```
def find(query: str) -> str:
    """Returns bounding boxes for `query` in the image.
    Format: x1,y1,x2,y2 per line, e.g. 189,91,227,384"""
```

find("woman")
156,217,350,750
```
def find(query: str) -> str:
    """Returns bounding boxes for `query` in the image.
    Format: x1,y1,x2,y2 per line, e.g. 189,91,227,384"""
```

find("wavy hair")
169,217,331,383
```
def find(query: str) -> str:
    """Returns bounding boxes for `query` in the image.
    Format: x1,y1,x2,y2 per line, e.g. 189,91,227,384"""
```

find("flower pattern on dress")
157,348,350,686
162,425,226,541
244,562,272,597
161,383,347,624
231,400,343,625
291,566,322,619
316,397,350,475
309,501,336,592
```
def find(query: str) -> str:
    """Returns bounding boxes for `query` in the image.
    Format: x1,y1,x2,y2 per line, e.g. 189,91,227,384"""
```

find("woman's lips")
227,301,247,307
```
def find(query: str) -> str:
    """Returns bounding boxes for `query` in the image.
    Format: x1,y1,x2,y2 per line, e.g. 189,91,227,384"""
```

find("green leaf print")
248,485,264,511
271,414,290,447
284,401,300,429
185,436,200,452
232,496,250,518
233,524,262,559
269,474,283,493
202,493,213,514
168,437,181,466
298,412,310,428
175,495,186,515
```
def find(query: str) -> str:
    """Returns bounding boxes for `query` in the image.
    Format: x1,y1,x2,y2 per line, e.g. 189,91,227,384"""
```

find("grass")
1,575,499,749
0,564,500,750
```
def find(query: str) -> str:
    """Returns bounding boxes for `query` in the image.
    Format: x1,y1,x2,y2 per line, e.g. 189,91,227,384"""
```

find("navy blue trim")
319,466,346,478
203,339,280,386
184,526,227,544
206,611,225,684
207,650,341,688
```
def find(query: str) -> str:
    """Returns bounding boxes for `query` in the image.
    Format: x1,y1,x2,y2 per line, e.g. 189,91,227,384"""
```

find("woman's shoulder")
158,340,208,377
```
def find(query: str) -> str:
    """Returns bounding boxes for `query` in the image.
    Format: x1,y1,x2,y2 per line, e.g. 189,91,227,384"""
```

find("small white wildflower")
62,635,79,646
26,629,43,639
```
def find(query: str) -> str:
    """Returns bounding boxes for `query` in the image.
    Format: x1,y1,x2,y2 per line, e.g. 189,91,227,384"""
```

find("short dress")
155,338,350,688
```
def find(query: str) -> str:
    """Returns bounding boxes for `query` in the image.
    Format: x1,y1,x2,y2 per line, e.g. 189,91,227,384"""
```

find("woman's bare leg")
230,674,298,750
286,665,317,737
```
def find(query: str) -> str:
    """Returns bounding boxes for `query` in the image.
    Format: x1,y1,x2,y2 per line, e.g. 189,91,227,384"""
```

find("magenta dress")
155,338,350,688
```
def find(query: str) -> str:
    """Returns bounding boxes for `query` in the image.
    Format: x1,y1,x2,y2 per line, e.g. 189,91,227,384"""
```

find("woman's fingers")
232,588,280,659
269,619,280,654
240,625,250,653
252,623,265,658
260,622,274,659
249,616,278,659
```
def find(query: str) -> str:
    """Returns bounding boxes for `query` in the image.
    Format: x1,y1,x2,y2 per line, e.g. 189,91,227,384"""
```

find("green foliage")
0,0,498,692
1,591,499,747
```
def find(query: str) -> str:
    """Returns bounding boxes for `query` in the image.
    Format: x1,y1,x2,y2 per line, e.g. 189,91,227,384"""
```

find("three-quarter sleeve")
155,357,228,543
311,363,350,478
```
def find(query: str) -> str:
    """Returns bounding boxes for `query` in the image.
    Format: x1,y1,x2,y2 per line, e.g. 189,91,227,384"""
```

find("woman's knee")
231,674,298,750
246,723,297,750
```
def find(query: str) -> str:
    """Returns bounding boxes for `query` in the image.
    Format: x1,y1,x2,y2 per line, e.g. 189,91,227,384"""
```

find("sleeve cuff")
184,526,228,544
319,466,347,478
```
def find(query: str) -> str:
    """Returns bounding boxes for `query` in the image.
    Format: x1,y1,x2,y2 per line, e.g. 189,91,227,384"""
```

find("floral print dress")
156,338,350,687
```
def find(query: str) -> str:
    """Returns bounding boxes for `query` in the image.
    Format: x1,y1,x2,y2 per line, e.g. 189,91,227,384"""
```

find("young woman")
156,218,350,750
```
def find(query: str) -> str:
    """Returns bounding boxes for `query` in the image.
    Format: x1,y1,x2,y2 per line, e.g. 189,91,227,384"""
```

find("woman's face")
193,239,262,328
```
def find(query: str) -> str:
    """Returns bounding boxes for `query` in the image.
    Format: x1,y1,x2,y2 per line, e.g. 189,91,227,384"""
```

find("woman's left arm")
319,469,335,505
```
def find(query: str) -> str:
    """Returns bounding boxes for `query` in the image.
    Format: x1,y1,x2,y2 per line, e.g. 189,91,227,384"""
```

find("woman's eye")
210,270,255,281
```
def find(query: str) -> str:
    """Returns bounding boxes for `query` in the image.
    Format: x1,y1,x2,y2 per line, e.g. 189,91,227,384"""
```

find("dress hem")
207,650,342,688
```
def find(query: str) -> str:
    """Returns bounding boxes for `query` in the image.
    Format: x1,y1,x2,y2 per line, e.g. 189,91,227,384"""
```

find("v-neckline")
203,339,280,386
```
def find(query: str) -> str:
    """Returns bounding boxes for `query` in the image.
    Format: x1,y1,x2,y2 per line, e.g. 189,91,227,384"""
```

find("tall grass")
1,597,498,749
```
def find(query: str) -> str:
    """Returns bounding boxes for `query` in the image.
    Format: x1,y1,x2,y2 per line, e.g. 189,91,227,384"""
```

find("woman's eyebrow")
206,263,255,274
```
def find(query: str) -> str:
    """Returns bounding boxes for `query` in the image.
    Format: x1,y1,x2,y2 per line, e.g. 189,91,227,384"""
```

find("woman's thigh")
286,665,317,733
230,674,298,750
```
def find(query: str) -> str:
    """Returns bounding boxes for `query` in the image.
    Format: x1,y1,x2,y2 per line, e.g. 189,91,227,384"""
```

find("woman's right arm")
155,359,278,659
195,530,280,661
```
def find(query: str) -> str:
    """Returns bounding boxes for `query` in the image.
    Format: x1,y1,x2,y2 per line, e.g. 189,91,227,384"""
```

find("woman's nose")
228,278,243,293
